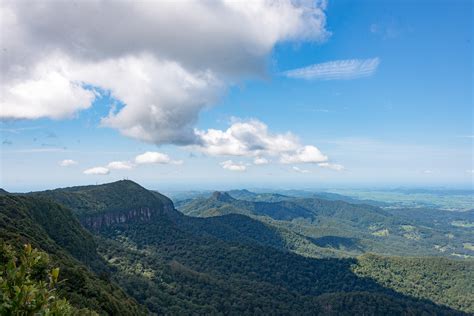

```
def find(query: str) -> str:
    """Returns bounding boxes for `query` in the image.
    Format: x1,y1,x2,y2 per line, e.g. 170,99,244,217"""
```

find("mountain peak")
211,191,235,202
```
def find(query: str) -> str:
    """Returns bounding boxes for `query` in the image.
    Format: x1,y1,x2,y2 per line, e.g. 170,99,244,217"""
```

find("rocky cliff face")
80,202,176,230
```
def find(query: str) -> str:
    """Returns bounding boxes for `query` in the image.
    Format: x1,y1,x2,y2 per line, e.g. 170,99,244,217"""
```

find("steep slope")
0,194,145,315
31,180,176,230
354,254,474,313
36,181,469,314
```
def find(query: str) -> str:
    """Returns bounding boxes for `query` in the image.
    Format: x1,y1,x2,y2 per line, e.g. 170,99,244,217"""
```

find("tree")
0,243,95,315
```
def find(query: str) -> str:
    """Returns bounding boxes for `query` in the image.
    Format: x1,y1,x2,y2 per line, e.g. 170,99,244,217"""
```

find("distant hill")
178,191,474,258
182,191,315,220
227,189,292,202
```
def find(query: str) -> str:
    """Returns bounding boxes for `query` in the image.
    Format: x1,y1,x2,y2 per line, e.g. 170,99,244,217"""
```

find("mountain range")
1,180,472,314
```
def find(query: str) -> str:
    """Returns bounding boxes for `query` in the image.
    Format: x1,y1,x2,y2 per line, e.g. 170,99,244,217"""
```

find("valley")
1,180,473,314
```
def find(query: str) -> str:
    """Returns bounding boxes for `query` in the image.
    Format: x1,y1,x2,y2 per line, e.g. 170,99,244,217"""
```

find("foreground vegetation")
0,244,91,315
0,195,145,314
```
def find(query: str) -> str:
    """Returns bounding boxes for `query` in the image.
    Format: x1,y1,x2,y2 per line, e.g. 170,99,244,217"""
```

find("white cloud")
423,169,434,174
107,161,134,170
1,69,95,119
280,145,328,164
83,167,110,175
1,1,328,145
81,153,181,176
195,119,300,156
195,119,331,165
283,58,380,80
254,157,269,165
59,159,77,167
134,151,182,165
466,170,474,174
220,160,247,172
292,166,310,173
318,162,345,171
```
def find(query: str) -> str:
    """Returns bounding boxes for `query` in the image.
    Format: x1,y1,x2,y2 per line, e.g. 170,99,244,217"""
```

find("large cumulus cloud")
0,0,328,145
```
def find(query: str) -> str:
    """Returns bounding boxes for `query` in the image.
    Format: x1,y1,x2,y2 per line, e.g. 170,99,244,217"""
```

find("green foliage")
353,253,474,313
0,243,95,315
0,195,145,315
96,209,461,314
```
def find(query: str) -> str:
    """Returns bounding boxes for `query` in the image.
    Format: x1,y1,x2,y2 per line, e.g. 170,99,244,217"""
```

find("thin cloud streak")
283,58,380,80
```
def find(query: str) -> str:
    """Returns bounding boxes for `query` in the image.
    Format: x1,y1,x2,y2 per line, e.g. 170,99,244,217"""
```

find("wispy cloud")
318,162,345,171
253,157,269,165
107,161,134,170
0,126,44,134
283,58,380,80
134,151,183,165
59,159,78,167
292,166,310,173
220,160,247,172
83,167,110,175
3,148,68,153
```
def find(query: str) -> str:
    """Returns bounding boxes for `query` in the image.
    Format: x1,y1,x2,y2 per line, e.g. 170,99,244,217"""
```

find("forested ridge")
0,180,472,314
0,195,145,315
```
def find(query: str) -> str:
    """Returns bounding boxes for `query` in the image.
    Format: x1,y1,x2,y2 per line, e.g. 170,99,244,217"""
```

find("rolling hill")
178,190,474,258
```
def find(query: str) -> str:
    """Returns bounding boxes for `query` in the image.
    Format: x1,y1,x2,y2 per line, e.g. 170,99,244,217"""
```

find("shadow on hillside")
95,211,465,315
311,235,364,252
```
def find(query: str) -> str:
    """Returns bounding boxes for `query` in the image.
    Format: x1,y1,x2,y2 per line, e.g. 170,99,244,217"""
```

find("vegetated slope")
0,195,145,315
227,189,292,202
176,213,347,258
39,180,468,314
354,254,474,313
182,191,314,220
31,180,175,218
178,191,473,257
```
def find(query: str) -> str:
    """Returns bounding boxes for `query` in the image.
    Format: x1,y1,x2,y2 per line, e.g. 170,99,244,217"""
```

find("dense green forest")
354,254,474,313
178,189,474,258
1,180,472,314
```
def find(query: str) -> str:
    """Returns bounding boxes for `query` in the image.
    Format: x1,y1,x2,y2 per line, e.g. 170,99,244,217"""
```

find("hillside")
354,254,474,313
178,190,474,258
0,194,145,314
30,180,176,230
27,180,471,314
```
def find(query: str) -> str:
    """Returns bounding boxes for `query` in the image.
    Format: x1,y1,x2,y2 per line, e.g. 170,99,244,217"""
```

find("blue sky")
1,0,472,192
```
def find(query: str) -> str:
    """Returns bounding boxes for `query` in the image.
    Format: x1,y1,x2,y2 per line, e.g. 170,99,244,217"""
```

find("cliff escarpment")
30,180,178,230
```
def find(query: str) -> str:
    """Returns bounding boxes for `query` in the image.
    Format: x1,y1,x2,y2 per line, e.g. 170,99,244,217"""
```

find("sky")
0,0,472,192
